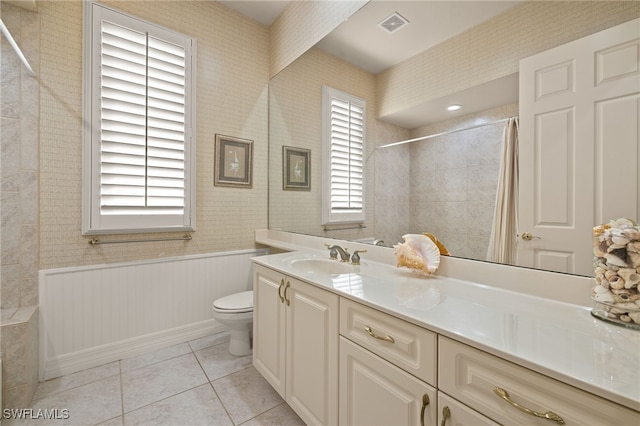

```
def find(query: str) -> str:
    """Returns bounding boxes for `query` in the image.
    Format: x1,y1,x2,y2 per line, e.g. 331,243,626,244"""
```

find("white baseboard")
42,319,226,381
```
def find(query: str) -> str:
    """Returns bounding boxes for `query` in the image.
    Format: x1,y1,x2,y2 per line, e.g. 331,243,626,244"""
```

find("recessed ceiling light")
447,104,462,111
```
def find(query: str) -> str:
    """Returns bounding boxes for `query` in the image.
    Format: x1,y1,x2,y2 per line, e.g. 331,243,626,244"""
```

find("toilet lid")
213,291,253,312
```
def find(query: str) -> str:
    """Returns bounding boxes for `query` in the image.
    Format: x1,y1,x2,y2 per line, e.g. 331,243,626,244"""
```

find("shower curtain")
487,117,519,264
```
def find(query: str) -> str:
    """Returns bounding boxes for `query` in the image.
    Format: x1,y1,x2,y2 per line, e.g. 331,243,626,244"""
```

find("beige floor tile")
6,376,122,426
33,361,120,401
120,342,192,373
194,342,252,381
121,353,208,413
188,331,230,352
125,384,233,426
240,402,305,426
96,416,124,425
212,367,284,425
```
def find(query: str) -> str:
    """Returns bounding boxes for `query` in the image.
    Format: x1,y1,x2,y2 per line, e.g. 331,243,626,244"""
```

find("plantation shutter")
84,2,195,234
322,86,366,224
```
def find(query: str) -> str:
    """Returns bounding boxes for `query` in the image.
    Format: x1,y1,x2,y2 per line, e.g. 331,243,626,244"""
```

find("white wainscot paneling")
39,249,268,380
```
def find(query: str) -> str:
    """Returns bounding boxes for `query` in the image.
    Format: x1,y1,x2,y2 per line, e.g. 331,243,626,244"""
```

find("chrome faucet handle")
324,243,338,260
351,249,367,265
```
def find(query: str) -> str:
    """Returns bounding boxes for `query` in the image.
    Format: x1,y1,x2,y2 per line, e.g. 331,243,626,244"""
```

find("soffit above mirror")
315,1,523,75
219,1,523,74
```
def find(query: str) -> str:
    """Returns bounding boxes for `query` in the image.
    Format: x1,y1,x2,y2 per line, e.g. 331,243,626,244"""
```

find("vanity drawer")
340,298,437,385
439,337,640,425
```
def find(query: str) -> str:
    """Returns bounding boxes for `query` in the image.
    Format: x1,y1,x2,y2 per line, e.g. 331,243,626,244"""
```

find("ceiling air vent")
378,12,409,33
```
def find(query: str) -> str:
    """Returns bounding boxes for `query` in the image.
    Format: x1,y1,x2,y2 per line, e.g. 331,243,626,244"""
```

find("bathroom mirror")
268,1,639,277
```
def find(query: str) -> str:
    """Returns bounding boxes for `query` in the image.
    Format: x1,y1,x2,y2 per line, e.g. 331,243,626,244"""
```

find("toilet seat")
213,290,253,314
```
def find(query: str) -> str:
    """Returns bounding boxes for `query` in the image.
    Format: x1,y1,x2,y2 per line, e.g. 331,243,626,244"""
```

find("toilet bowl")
212,290,253,356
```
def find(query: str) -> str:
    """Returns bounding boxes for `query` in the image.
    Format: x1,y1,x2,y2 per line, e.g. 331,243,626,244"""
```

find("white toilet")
212,290,254,356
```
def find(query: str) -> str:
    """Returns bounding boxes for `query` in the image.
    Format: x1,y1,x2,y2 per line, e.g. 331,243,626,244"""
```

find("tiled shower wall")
375,103,518,260
0,2,40,409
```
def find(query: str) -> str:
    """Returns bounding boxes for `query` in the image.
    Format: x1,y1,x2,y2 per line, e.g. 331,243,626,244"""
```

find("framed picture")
214,134,253,188
283,146,311,190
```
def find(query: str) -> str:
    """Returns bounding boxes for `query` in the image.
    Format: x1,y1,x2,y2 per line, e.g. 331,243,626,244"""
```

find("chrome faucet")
325,244,350,262
351,249,367,265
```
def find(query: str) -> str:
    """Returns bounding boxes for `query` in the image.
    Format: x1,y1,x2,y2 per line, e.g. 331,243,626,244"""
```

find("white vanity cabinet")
339,298,438,426
251,247,640,425
252,264,339,425
439,337,640,425
437,391,499,426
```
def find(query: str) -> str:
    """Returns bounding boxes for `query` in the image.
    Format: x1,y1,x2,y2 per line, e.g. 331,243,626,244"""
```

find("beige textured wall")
269,46,407,242
377,1,640,119
269,0,367,78
39,1,269,269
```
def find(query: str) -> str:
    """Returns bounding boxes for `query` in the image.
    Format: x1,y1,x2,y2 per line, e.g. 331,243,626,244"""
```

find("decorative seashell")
628,312,640,324
628,252,640,268
618,268,640,287
422,232,450,256
599,241,610,255
593,284,610,294
594,290,615,303
607,243,627,252
604,252,629,268
622,228,640,241
593,224,610,238
609,218,638,228
627,241,640,254
612,235,631,246
393,234,441,274
595,266,606,276
609,275,626,289
611,291,639,302
619,315,632,323
604,269,618,280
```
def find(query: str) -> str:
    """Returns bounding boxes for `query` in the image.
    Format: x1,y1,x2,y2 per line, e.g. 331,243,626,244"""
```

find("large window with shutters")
83,1,196,234
321,86,365,225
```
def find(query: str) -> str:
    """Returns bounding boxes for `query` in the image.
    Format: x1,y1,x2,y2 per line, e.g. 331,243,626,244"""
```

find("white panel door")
286,278,339,426
518,18,640,276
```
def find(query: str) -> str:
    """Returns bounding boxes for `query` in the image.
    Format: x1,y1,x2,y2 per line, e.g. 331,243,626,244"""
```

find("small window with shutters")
82,1,196,234
321,86,365,225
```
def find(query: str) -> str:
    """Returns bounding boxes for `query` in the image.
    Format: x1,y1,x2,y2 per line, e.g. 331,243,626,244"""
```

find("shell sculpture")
394,234,441,274
423,232,451,256
591,217,640,326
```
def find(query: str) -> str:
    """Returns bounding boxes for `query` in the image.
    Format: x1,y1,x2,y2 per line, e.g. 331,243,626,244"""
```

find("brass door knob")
521,232,541,241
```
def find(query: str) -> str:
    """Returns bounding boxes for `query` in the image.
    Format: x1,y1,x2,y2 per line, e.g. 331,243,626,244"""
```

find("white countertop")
252,247,640,413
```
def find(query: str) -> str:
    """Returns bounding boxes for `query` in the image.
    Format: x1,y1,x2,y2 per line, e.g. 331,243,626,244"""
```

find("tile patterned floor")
6,332,305,426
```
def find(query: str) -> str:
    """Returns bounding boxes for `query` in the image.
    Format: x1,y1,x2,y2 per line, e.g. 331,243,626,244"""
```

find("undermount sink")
289,258,355,275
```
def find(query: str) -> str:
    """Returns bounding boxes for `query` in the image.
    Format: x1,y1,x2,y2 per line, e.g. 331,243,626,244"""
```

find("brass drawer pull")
364,326,395,343
420,393,430,426
493,387,565,425
278,279,285,303
440,406,450,426
284,281,291,306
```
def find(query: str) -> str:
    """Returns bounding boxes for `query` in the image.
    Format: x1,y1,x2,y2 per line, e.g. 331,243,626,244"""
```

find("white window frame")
82,1,196,235
321,85,365,225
